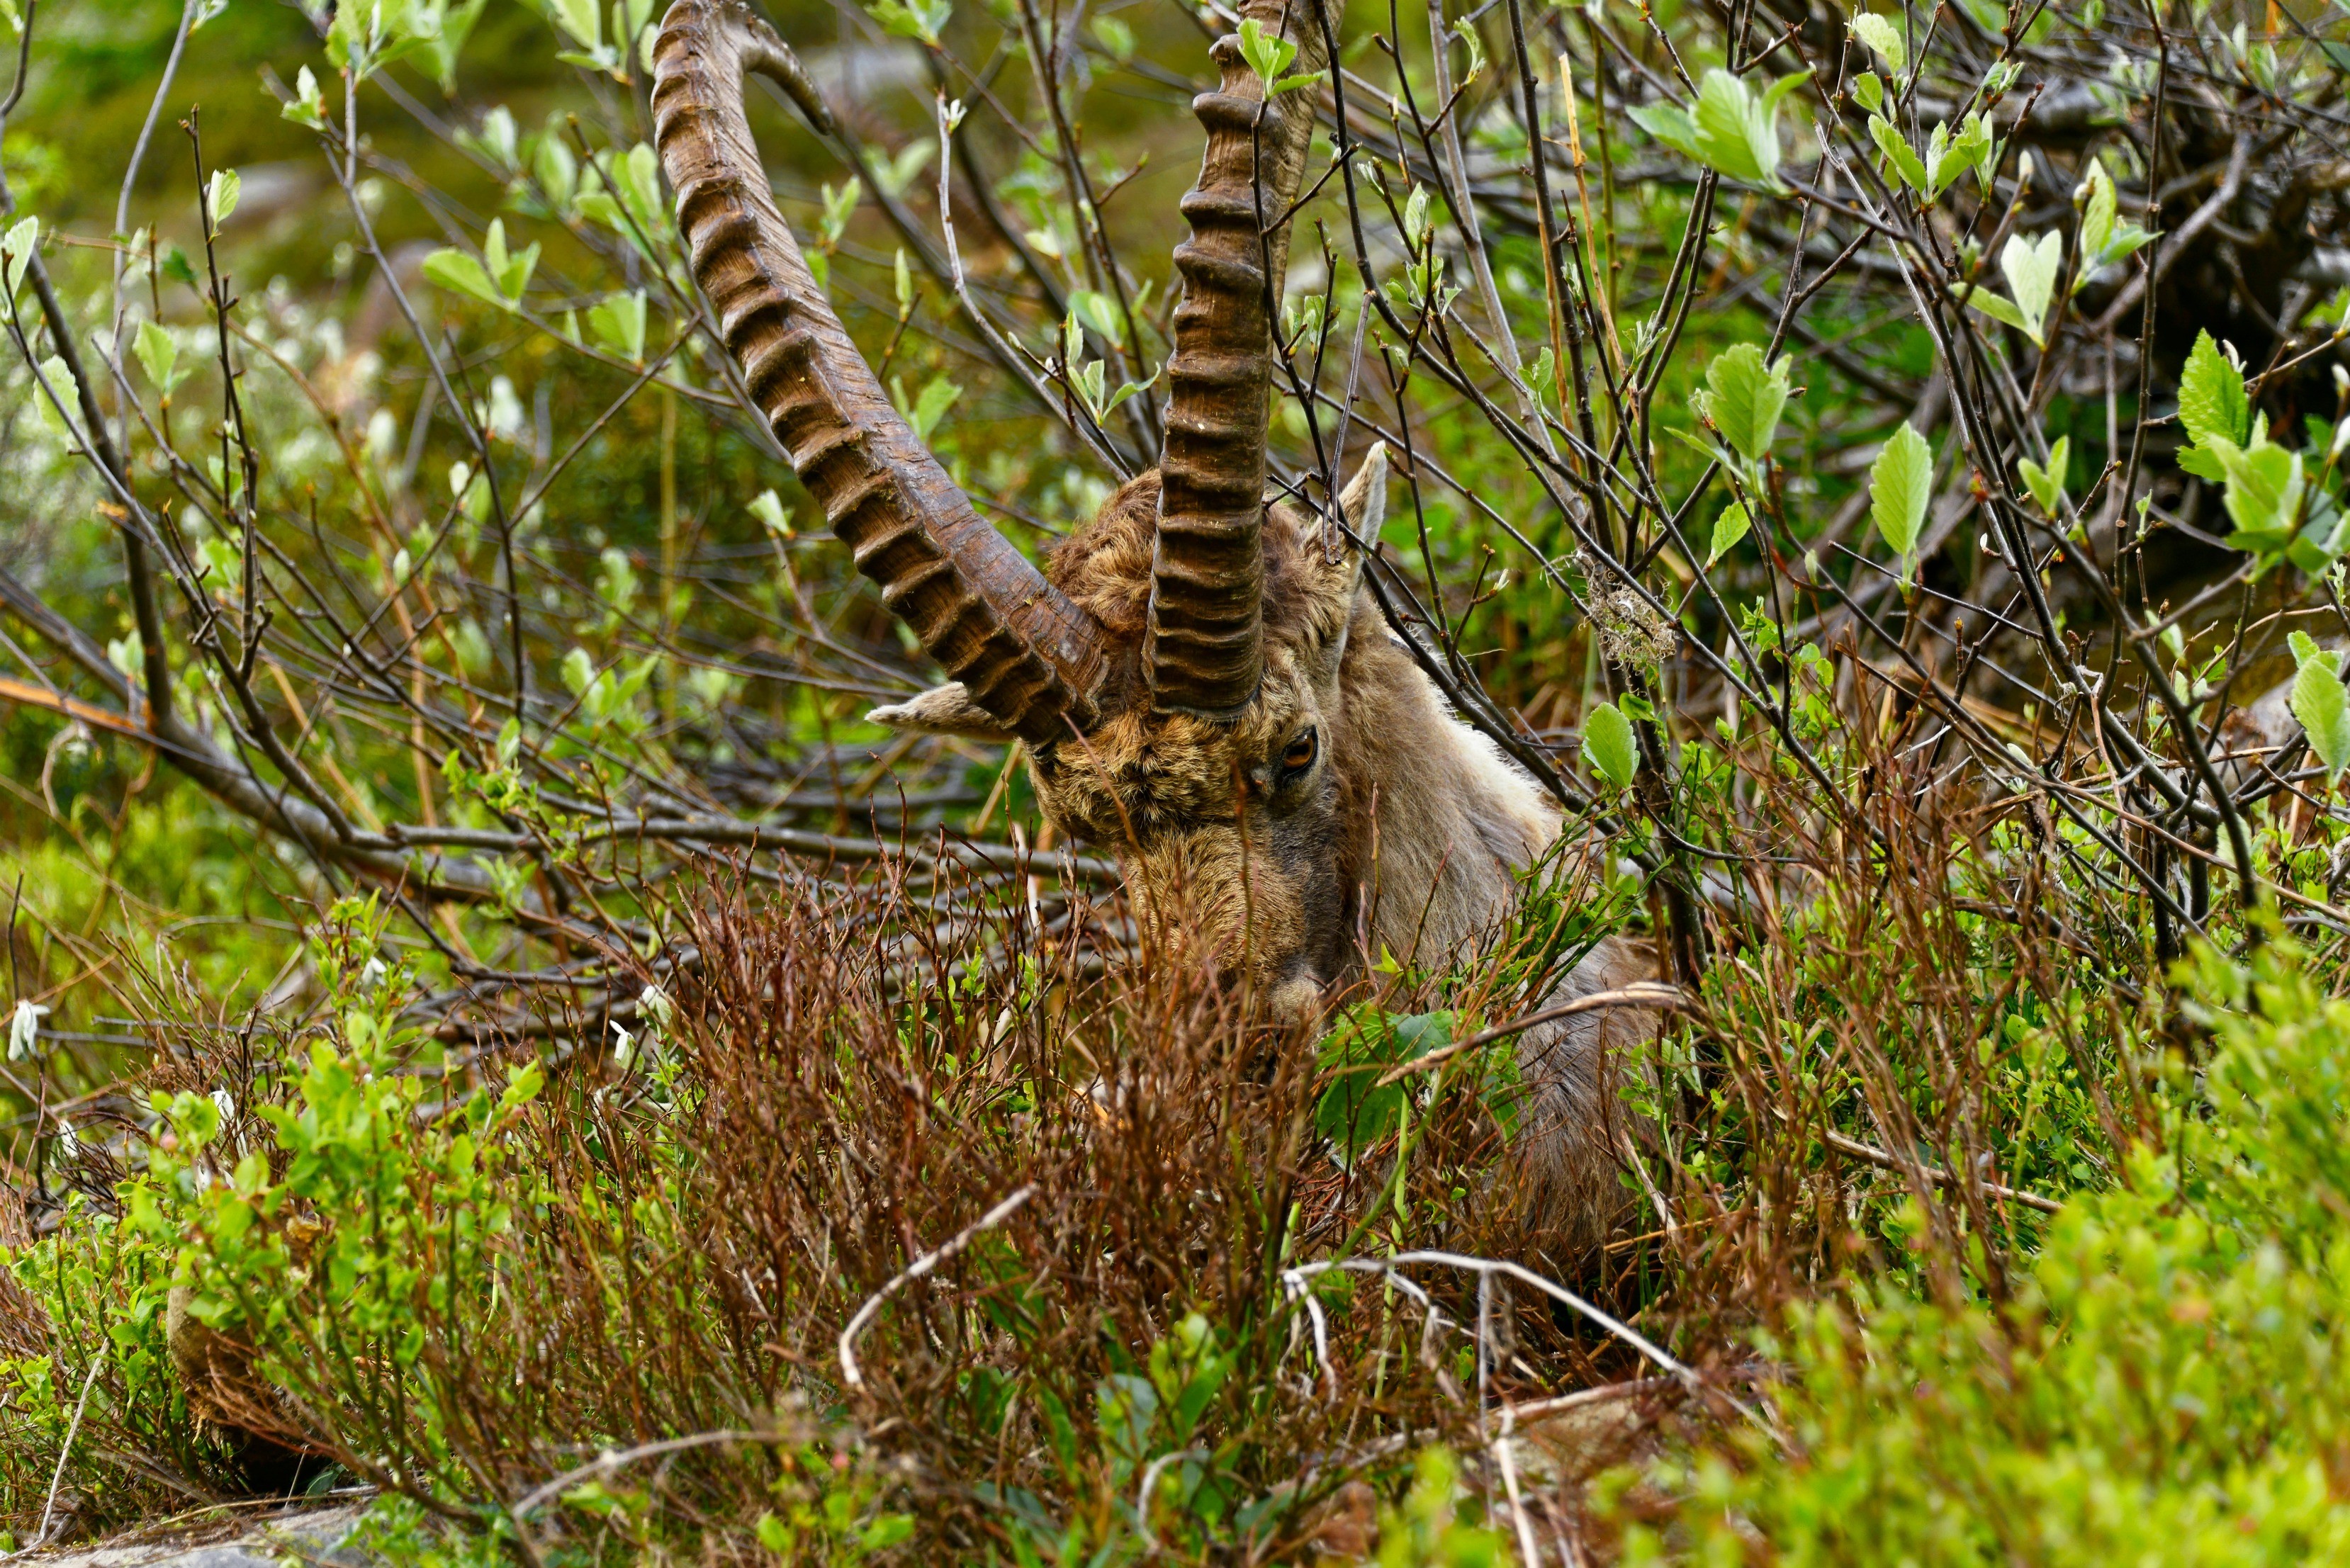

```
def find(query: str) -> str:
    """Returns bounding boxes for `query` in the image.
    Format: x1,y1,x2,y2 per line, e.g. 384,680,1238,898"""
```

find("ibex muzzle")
654,0,1657,1251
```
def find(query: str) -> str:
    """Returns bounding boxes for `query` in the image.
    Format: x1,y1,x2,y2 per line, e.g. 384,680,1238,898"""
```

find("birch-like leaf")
2079,157,2115,259
2,215,36,300
134,320,189,396
1693,344,1791,463
2178,330,2250,449
206,168,240,236
1069,289,1124,346
2207,436,2306,553
284,64,330,129
2017,434,2070,516
587,291,648,363
1849,11,1905,72
1708,500,1753,567
1236,17,1298,86
1628,101,1701,162
747,490,794,539
1961,281,2030,334
1871,422,1933,563
481,219,539,300
2000,230,2063,347
1870,114,1926,193
1582,701,1639,788
2074,157,2153,283
29,354,73,438
423,249,507,309
2288,630,2350,781
1928,113,1991,198
548,0,602,48
1636,69,1803,192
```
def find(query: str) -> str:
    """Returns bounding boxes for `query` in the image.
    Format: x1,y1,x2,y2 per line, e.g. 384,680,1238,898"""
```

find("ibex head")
874,459,1390,1021
654,0,1512,1020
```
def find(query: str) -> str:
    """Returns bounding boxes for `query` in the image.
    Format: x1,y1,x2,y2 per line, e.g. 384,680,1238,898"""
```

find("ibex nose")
1267,972,1325,1028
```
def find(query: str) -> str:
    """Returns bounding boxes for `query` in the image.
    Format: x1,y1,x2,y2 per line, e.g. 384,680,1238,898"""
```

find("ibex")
651,0,1658,1252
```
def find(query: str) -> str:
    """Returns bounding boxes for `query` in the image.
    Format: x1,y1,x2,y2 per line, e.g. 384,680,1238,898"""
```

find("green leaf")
1092,15,1134,58
1629,101,1701,162
1069,289,1123,346
422,249,507,308
134,320,189,396
2288,632,2350,781
28,354,74,438
586,291,648,362
747,490,794,538
427,0,489,91
1693,344,1791,463
283,64,330,130
1707,499,1753,567
1,215,35,300
481,218,539,300
2288,499,2350,576
1850,12,1906,73
205,168,240,237
2177,444,2227,483
2207,435,2305,553
892,373,961,444
546,0,602,48
1237,17,1300,87
1582,701,1639,788
1870,421,1934,563
871,140,935,201
865,0,950,45
1692,67,1801,192
461,107,521,172
2079,156,2118,261
605,142,664,242
1870,114,1926,193
2000,229,2063,348
1852,71,1884,113
1960,278,2030,335
1638,70,1801,192
1313,1012,1437,1158
2178,330,2250,449
1928,113,1991,198
2017,434,2070,516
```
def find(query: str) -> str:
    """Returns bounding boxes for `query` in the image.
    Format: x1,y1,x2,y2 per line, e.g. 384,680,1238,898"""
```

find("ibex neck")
1334,623,1563,971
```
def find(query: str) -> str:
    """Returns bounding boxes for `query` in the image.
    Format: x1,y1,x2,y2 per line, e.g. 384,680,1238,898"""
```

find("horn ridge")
653,0,1105,740
1147,0,1334,718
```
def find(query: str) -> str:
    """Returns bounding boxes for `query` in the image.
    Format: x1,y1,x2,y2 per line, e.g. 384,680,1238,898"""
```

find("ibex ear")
1300,445,1390,686
867,682,1019,743
1339,441,1389,550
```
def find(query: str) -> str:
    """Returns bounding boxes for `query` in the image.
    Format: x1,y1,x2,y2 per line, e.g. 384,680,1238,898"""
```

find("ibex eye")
1279,728,1318,777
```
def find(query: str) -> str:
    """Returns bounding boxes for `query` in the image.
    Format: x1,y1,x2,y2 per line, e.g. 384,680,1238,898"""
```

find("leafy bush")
1619,932,2350,1564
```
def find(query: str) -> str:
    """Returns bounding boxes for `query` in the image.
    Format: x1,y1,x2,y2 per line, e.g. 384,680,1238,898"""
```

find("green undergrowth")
1617,930,2350,1564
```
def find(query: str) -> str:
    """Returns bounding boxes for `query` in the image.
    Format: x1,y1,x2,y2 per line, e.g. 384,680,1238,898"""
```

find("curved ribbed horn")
653,0,1106,743
1146,0,1333,718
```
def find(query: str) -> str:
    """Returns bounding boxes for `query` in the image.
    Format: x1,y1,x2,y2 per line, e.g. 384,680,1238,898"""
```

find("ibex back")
653,0,1658,1254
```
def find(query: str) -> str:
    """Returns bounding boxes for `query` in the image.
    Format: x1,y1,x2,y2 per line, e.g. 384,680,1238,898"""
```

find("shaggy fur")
875,460,1658,1255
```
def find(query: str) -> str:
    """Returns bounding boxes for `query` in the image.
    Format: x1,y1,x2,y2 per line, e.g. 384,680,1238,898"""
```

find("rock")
19,1502,373,1567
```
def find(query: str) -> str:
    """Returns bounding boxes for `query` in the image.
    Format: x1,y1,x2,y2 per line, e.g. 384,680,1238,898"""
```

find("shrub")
1618,932,2350,1564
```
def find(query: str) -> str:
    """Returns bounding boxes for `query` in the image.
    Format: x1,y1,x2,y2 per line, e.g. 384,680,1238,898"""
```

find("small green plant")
1615,932,2350,1564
